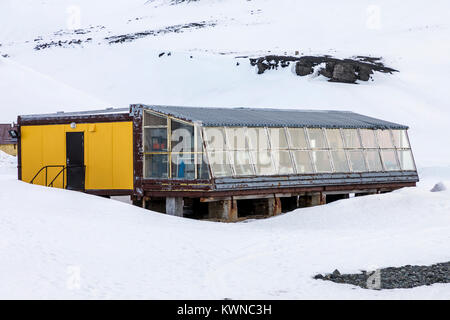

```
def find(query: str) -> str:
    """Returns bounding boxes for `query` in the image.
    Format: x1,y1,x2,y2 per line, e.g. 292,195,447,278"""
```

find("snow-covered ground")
0,0,449,299
0,153,449,299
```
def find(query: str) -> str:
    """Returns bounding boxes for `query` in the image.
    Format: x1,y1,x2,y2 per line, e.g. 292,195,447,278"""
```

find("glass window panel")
250,151,276,175
307,128,327,149
342,129,361,148
348,150,367,172
226,128,248,150
381,150,400,171
360,129,378,148
144,128,167,152
204,127,226,151
377,130,394,148
366,150,383,172
397,150,415,170
231,151,254,176
311,150,332,173
247,128,270,150
171,120,194,153
273,150,294,174
326,129,344,149
288,128,309,149
392,130,410,148
171,153,195,179
292,150,314,173
207,151,232,177
195,126,204,152
144,111,167,126
144,154,168,178
197,153,210,179
331,150,350,172
268,128,289,149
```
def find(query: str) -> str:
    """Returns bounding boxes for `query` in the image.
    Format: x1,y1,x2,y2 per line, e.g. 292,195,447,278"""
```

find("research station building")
16,105,419,221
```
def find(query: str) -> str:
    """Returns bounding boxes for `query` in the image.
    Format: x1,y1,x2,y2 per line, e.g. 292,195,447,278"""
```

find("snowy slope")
0,152,449,299
1,0,449,166
0,0,450,299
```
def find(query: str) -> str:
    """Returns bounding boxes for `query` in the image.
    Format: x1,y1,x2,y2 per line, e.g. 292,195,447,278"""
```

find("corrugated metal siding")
213,171,419,191
139,105,409,129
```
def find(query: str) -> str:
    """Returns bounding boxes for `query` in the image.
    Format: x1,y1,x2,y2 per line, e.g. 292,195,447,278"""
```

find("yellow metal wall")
21,122,133,190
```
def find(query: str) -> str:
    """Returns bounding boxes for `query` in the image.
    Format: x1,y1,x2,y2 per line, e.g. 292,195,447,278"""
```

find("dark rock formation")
431,182,446,192
249,55,397,84
34,39,86,50
331,63,357,83
295,60,314,76
106,21,216,44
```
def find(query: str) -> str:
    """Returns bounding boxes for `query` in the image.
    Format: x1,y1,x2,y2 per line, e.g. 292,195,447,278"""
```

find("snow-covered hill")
1,0,450,166
0,0,449,299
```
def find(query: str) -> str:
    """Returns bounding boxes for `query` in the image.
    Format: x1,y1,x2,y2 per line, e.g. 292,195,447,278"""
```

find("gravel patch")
314,262,449,290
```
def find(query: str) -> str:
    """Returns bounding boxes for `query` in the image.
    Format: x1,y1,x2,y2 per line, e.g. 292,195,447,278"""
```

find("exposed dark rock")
34,39,86,50
256,61,270,74
332,269,341,276
170,0,199,4
106,21,216,44
249,55,397,84
357,65,374,81
331,63,357,83
319,62,335,78
295,60,315,76
314,261,450,290
295,65,312,76
431,182,446,192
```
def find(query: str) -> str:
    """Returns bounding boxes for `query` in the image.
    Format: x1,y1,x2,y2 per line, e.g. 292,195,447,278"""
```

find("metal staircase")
30,165,85,190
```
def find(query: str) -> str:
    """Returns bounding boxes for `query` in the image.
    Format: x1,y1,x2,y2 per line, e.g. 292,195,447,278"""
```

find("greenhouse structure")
17,104,419,221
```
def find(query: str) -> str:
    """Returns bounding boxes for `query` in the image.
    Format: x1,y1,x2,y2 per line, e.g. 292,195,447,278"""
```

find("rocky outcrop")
106,21,217,44
250,55,397,84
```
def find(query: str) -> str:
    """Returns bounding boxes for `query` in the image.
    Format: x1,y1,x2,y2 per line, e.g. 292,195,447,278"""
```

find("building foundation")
166,197,184,217
208,199,237,221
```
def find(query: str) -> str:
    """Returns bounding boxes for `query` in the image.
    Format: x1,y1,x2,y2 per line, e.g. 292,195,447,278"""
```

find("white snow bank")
0,151,16,168
0,151,17,175
0,165,448,299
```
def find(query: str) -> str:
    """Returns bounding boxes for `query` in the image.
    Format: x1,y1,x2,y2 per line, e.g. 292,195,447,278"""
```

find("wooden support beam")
200,193,292,203
274,197,282,215
208,199,237,222
166,197,184,217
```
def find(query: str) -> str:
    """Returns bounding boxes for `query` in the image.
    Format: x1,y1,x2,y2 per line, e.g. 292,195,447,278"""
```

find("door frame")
66,131,85,190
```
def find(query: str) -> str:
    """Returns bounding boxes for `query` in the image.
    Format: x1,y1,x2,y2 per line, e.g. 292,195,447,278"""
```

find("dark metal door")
66,132,85,190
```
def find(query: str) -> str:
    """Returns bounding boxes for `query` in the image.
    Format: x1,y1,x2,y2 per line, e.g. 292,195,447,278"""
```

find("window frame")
143,110,207,179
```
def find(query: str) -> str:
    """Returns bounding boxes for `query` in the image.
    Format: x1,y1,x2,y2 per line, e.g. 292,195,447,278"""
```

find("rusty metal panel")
213,171,419,191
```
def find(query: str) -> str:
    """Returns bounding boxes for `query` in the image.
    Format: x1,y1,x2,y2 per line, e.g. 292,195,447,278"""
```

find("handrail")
48,166,67,188
30,165,65,185
30,165,86,190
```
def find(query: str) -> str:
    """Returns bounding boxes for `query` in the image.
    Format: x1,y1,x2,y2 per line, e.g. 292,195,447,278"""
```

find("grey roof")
140,105,408,129
19,108,129,120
